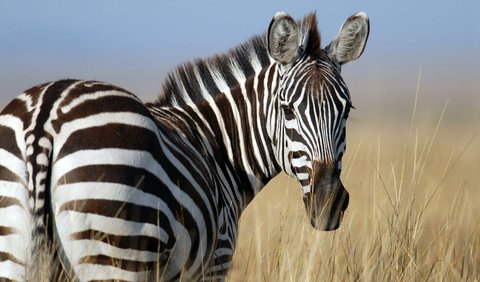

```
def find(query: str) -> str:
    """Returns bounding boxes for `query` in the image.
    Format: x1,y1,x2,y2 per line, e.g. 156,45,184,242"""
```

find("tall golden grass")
228,97,480,281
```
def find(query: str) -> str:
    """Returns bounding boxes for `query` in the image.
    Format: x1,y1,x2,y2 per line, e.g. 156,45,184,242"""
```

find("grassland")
228,100,480,281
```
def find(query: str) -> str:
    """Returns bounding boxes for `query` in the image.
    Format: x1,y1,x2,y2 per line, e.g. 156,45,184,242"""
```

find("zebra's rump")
0,80,189,281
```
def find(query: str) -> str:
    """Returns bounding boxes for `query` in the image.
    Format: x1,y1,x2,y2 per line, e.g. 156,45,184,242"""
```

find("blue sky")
1,1,479,108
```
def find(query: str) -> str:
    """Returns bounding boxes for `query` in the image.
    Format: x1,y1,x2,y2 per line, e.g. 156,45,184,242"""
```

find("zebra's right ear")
267,12,300,66
325,12,370,66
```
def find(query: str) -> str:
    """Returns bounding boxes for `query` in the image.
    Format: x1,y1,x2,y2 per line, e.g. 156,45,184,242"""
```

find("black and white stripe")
0,11,369,281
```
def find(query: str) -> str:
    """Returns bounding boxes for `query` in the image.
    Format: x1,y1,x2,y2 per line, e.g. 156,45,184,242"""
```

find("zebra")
0,11,369,281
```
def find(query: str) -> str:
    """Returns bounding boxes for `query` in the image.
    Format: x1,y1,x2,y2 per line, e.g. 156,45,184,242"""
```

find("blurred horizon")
1,1,479,124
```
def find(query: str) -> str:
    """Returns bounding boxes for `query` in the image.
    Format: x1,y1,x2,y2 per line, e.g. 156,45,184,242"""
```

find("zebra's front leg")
201,211,236,281
201,244,234,282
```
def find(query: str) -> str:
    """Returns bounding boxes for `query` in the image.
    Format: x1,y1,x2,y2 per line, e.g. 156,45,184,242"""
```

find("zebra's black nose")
321,182,349,231
303,164,349,231
340,188,349,212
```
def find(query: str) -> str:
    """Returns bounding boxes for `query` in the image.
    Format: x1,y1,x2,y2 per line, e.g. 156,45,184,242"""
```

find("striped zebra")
0,11,369,281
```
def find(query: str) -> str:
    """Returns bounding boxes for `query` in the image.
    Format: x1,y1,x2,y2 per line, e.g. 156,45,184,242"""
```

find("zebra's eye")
281,104,296,120
344,104,354,119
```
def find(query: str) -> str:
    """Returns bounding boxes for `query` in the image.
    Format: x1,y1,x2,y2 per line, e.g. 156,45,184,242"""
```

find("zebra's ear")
267,12,300,65
325,12,370,66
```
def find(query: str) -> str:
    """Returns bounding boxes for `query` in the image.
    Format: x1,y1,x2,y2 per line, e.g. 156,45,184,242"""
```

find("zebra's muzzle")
302,167,349,231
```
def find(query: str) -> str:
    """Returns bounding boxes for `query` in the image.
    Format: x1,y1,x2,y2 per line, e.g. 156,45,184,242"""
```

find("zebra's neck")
206,64,282,194
147,64,283,208
146,33,289,208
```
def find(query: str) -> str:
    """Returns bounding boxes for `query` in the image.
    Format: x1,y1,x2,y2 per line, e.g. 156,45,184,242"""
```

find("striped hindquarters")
0,79,171,281
1,79,220,281
34,80,169,281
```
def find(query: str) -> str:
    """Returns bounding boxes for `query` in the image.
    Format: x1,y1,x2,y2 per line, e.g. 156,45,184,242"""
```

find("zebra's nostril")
341,191,349,211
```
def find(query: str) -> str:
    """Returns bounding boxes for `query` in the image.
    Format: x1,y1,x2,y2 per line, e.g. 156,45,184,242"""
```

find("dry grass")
228,104,480,281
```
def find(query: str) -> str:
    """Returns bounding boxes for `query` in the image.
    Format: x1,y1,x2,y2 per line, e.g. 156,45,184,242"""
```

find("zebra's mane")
152,13,320,107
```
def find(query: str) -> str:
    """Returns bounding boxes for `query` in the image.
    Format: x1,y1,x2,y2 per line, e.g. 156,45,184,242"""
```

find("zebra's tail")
25,132,55,280
24,80,77,280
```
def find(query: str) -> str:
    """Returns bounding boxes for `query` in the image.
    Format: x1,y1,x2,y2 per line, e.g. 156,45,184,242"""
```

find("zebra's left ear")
267,12,301,66
325,12,370,66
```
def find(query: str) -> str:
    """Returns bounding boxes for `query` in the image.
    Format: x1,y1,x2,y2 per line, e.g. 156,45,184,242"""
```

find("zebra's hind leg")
0,114,33,280
49,208,150,281
0,180,32,281
49,185,167,281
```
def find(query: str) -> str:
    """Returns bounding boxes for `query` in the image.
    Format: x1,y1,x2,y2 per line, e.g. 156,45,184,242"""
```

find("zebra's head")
267,12,369,230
